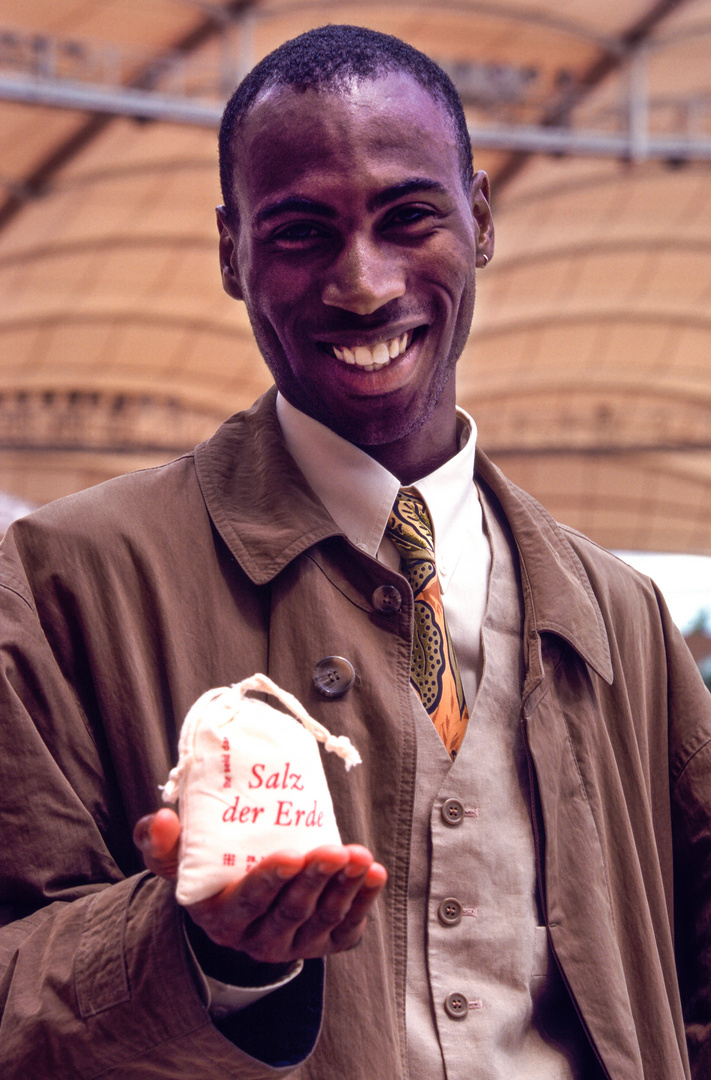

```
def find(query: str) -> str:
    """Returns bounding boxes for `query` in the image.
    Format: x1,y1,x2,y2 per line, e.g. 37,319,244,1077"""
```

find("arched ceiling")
1,0,710,553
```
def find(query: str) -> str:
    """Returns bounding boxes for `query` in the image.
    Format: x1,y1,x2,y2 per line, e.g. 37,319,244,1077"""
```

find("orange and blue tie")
386,489,469,757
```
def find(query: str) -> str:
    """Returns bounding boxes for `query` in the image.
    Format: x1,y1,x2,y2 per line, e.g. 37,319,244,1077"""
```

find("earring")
479,253,489,267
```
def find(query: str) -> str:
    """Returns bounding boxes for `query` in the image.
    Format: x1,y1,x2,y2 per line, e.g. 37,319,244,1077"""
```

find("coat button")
372,584,402,615
444,992,468,1020
438,897,463,926
313,656,356,698
441,798,465,826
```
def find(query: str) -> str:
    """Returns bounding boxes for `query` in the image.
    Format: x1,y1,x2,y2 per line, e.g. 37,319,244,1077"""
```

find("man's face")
218,72,493,452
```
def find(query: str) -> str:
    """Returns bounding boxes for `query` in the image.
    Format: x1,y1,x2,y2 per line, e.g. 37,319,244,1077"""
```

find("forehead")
230,73,462,208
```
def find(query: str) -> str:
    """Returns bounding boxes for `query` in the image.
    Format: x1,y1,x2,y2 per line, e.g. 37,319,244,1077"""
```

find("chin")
333,402,431,449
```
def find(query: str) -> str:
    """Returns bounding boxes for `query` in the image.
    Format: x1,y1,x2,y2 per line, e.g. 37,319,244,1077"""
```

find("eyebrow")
256,197,337,225
255,178,450,226
367,178,450,211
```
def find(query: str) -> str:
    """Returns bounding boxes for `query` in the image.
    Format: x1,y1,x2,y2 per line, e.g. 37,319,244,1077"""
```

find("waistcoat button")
372,584,402,614
313,656,356,698
438,897,463,926
441,798,465,825
444,992,468,1020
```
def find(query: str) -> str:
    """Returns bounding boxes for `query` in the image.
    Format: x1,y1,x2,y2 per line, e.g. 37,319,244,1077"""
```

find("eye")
383,204,438,231
271,221,329,245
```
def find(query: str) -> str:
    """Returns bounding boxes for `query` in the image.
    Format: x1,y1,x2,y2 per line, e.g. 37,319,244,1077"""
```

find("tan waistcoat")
405,482,588,1079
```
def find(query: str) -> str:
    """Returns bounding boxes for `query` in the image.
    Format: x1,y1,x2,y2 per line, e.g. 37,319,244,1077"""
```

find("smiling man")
215,64,490,480
1,24,711,1080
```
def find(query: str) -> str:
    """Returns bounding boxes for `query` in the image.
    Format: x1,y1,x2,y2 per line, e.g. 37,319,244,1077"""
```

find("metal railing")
0,23,710,162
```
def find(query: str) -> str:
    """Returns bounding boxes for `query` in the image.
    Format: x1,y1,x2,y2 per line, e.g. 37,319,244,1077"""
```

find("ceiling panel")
0,0,709,557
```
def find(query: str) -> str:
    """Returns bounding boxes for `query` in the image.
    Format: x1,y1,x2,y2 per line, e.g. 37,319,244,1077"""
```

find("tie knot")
386,489,435,563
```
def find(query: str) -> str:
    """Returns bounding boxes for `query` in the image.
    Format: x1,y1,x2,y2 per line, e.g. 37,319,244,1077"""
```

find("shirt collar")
411,418,479,592
193,388,612,684
276,393,478,573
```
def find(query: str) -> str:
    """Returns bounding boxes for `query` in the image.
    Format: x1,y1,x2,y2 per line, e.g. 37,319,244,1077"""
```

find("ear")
471,170,494,268
216,205,244,300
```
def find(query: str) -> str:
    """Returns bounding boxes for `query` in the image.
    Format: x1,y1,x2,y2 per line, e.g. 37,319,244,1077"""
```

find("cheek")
448,252,477,316
424,238,475,298
425,262,475,333
249,265,313,324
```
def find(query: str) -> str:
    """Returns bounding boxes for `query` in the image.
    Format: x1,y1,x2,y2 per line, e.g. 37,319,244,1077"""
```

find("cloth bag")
161,673,361,905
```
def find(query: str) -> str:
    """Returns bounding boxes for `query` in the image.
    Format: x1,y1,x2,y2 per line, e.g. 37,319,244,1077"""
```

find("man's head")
217,26,494,480
219,25,475,219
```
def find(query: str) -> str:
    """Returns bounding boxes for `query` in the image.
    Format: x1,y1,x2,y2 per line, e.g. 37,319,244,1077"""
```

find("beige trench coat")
0,388,709,1079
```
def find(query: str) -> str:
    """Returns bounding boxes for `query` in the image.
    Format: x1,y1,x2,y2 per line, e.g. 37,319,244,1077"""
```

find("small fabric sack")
162,673,361,905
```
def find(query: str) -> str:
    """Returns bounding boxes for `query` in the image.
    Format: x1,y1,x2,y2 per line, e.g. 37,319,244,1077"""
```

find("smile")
329,331,413,372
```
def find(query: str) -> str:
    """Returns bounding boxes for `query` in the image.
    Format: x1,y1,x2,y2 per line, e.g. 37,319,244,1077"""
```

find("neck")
357,411,460,485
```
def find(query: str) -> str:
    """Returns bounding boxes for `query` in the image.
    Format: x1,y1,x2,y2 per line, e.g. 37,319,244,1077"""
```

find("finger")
336,844,377,880
295,846,375,928
250,846,349,929
133,809,181,878
187,847,385,963
290,855,387,956
265,846,352,928
216,846,352,961
150,808,182,856
188,848,307,947
242,847,380,962
327,862,388,952
363,861,388,890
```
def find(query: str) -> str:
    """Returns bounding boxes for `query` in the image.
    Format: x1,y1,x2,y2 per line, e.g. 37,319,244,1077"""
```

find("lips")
329,331,413,372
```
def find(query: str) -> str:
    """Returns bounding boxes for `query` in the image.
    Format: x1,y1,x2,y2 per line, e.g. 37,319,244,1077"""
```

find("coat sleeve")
664,596,711,1080
0,532,322,1080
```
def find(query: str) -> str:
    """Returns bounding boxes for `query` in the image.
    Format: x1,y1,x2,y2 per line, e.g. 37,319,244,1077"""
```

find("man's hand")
133,809,387,964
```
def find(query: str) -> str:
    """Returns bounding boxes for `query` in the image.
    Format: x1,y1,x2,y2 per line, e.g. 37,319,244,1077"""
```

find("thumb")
133,808,181,879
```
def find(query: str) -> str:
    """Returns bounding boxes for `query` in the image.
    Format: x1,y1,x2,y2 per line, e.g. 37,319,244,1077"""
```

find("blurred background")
0,0,710,679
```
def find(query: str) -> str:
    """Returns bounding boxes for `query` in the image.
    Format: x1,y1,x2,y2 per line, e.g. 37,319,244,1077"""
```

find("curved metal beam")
0,310,253,340
491,0,691,191
471,122,711,160
469,380,711,411
485,236,711,271
0,234,214,267
471,308,711,341
489,440,711,456
241,0,619,52
0,0,257,234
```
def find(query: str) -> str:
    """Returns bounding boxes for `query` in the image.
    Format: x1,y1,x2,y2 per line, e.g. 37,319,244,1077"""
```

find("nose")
322,236,406,315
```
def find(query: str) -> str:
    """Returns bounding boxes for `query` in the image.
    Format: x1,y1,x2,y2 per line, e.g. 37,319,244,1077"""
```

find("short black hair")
218,24,473,218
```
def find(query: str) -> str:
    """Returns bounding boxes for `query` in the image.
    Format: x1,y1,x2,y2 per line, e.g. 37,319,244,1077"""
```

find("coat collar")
194,387,342,586
195,388,612,684
476,450,613,685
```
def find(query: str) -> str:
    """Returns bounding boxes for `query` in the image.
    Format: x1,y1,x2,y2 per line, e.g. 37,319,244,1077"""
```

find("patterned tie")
386,489,469,757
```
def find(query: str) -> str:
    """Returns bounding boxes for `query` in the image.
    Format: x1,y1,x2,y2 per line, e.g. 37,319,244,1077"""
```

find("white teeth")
354,346,372,366
331,332,412,368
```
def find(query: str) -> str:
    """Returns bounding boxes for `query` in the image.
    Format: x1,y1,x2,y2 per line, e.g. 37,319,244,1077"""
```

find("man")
0,24,709,1080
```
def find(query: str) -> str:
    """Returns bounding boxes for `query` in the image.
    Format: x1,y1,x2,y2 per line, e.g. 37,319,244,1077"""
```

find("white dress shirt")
276,393,491,711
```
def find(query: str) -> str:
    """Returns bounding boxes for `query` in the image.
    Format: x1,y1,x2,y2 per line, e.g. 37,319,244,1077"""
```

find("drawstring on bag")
159,673,362,905
162,673,361,804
